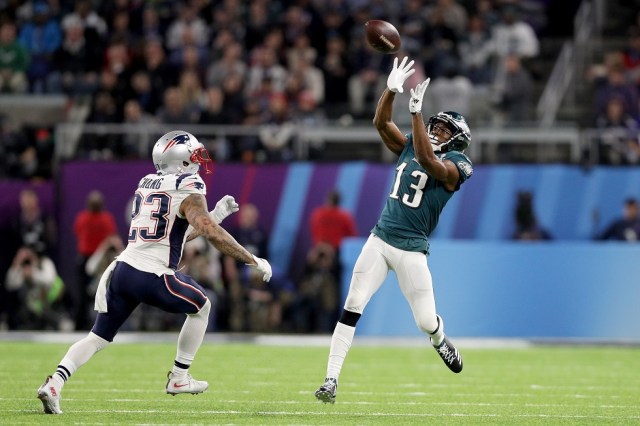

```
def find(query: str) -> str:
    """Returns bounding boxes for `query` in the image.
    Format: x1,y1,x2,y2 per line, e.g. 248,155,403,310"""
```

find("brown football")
364,20,401,54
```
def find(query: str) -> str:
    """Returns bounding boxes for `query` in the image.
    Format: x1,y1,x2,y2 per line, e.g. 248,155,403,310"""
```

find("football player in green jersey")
315,57,473,404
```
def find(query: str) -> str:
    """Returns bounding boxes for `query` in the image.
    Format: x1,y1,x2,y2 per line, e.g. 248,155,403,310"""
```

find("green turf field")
1,341,638,424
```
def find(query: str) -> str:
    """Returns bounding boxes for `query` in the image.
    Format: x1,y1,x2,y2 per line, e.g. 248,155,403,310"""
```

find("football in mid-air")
364,20,401,54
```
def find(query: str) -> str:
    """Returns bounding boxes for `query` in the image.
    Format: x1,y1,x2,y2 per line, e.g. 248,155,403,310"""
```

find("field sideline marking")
3,397,638,409
5,408,639,420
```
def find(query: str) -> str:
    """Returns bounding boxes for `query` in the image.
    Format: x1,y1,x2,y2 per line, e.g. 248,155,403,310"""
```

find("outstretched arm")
373,57,416,156
180,194,272,281
409,79,460,191
373,89,406,155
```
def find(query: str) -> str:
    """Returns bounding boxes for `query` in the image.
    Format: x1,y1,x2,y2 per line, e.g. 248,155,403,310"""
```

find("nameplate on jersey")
139,177,164,189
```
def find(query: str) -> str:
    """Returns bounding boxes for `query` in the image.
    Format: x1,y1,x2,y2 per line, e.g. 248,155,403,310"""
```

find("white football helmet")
152,130,212,175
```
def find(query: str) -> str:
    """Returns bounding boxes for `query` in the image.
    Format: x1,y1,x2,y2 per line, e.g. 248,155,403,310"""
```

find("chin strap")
429,136,442,153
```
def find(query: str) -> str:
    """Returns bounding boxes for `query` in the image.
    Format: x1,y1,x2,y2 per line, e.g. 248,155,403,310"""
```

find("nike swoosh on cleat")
173,383,190,388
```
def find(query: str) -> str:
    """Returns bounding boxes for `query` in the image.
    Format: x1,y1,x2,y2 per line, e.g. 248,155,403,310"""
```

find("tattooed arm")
180,194,255,265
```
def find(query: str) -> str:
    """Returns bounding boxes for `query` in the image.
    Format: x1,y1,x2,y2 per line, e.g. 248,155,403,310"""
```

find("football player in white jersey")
37,130,272,414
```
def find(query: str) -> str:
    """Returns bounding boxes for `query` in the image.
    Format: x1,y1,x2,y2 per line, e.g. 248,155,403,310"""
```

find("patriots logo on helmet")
162,133,191,153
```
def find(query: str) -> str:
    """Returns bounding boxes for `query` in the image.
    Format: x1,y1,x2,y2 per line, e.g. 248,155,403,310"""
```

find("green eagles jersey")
372,134,473,254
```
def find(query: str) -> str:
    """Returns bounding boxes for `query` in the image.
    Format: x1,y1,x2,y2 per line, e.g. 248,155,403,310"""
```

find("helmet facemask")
190,147,213,174
426,111,471,153
427,120,454,153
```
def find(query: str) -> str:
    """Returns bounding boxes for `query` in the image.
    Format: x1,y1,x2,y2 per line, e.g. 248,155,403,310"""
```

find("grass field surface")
0,340,638,424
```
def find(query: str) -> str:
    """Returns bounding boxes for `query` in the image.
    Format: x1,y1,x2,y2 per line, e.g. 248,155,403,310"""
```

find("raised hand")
387,56,416,94
210,195,239,224
409,78,431,115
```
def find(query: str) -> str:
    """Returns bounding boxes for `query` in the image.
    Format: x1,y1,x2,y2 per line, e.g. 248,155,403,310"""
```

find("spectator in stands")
310,190,358,252
291,242,340,333
512,191,552,241
139,5,163,41
61,0,108,41
246,46,288,95
5,244,65,330
222,203,270,331
134,37,173,99
259,93,296,162
85,84,122,159
168,35,208,82
320,35,351,117
398,0,428,56
494,55,534,123
287,33,317,71
83,234,124,319
9,188,56,259
458,14,494,85
126,70,162,115
595,97,640,165
165,2,209,52
18,3,61,93
108,10,137,48
489,4,539,108
282,4,313,46
220,70,246,125
309,189,357,302
205,41,246,88
0,21,29,93
0,116,28,178
48,15,100,96
622,28,640,86
490,4,540,60
176,69,204,120
347,30,391,118
199,86,229,125
593,65,639,120
427,0,468,38
597,198,640,242
429,58,473,118
121,99,156,158
155,86,197,124
72,190,118,330
422,5,460,79
103,38,132,79
287,49,324,107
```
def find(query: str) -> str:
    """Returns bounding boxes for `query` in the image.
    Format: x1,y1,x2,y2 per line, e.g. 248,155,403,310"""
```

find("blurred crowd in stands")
0,0,559,179
588,8,640,165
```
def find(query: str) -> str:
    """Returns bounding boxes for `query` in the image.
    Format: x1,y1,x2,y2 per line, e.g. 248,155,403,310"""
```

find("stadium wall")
341,238,640,339
3,162,639,338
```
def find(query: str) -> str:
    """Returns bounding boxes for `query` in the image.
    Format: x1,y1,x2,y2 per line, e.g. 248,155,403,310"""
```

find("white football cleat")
166,372,208,395
37,375,62,414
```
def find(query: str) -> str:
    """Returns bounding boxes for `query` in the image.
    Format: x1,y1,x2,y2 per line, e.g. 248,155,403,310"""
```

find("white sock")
429,315,445,346
326,322,356,380
174,299,210,377
55,332,109,389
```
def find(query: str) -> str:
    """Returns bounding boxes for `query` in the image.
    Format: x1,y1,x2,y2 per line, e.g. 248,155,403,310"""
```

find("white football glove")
409,78,430,115
211,195,239,224
248,254,272,282
387,56,416,93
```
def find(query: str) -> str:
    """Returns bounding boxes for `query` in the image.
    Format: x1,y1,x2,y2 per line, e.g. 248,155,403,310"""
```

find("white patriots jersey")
117,172,206,275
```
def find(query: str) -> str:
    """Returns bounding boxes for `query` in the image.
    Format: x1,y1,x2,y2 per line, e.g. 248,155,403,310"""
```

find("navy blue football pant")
92,261,208,342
